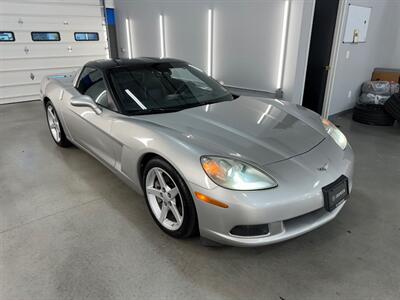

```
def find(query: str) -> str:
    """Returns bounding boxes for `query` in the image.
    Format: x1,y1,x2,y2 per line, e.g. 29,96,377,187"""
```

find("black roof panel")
85,57,188,71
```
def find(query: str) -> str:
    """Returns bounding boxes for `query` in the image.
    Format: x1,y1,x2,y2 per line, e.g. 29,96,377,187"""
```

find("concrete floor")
1,101,400,300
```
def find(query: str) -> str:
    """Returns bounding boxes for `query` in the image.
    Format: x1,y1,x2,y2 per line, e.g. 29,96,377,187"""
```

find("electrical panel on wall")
343,4,371,43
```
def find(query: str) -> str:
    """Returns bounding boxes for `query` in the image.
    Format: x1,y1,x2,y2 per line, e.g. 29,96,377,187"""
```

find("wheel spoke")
159,204,169,223
155,169,167,190
48,109,55,120
147,187,164,199
170,203,182,225
56,128,61,141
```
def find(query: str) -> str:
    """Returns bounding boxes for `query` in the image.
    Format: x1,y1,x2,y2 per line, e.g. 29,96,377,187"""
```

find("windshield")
108,62,233,114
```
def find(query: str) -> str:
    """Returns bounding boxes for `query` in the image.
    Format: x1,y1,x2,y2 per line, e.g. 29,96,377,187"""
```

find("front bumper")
190,138,354,247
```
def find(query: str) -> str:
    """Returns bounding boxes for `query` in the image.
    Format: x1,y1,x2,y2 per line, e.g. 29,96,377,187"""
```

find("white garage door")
0,0,109,104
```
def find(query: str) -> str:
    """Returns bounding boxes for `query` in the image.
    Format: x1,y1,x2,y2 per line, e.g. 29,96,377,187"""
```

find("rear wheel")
143,158,198,238
45,101,72,147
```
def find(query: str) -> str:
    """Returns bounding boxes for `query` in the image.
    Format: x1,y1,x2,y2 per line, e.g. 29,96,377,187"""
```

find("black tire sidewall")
142,157,198,239
353,104,395,126
384,94,400,121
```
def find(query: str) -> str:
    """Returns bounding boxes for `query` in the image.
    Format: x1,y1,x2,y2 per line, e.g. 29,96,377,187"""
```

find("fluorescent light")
207,9,213,76
276,0,290,90
125,18,132,59
159,14,165,57
130,19,135,57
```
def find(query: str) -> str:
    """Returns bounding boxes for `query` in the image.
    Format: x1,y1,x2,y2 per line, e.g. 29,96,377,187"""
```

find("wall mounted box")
343,4,371,43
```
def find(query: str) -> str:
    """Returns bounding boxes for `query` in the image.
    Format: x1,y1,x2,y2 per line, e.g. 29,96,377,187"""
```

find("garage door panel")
0,94,41,104
0,67,80,86
9,0,101,6
0,55,105,71
0,23,106,33
0,84,41,101
1,43,106,59
0,15,105,29
0,2,103,17
5,30,106,43
0,0,108,103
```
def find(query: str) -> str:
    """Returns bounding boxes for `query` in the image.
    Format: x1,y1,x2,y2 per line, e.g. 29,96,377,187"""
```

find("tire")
384,93,400,121
45,101,72,147
143,157,198,239
352,103,395,126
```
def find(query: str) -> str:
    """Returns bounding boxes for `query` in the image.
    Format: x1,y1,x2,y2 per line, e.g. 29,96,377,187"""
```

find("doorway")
302,0,340,114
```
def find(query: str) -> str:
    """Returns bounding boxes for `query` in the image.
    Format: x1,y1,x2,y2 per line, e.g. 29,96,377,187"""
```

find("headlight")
200,156,278,190
321,118,348,150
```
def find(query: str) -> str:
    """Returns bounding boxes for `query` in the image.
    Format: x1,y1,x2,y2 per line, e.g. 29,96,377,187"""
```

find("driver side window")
76,67,117,111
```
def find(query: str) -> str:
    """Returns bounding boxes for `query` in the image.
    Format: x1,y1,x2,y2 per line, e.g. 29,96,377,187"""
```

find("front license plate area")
322,175,349,212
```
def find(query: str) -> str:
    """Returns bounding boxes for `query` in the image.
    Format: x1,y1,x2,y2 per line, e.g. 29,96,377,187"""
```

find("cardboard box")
372,68,400,83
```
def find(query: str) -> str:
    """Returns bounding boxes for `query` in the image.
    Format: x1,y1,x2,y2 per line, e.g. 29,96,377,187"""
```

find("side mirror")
71,95,102,115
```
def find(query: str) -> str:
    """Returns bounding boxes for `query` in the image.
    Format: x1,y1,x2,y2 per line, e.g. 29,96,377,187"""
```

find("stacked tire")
352,103,395,126
384,93,400,122
353,80,399,126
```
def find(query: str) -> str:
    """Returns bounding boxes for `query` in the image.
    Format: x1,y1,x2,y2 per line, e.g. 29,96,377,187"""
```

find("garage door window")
0,31,15,42
74,32,99,41
31,32,60,41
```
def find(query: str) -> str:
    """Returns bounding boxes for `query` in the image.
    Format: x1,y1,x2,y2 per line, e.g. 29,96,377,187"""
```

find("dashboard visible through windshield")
108,62,233,115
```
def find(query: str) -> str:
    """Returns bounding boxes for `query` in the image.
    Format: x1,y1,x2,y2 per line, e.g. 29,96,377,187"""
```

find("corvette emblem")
318,163,329,171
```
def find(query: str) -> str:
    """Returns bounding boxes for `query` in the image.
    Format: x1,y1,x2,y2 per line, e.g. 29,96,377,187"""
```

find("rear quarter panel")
41,73,79,139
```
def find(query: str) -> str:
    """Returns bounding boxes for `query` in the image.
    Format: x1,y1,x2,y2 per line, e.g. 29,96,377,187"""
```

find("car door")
63,67,121,168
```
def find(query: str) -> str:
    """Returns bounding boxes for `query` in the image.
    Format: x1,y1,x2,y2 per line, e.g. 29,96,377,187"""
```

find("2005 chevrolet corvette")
40,58,353,246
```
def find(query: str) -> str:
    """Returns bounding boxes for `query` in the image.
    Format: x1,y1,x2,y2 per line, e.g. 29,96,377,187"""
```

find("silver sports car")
41,58,354,247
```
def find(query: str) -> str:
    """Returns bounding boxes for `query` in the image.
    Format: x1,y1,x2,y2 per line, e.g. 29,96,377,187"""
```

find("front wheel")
143,158,198,238
45,101,71,147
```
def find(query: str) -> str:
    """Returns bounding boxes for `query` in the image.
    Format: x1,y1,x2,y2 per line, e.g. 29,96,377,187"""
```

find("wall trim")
328,107,352,120
298,0,316,106
321,0,348,118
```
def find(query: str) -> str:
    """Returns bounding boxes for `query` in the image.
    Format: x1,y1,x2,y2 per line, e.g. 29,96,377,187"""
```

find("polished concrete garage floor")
1,101,400,300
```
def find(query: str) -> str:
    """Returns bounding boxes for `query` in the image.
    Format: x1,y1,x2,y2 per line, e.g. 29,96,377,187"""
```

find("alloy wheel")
145,167,184,231
47,105,61,142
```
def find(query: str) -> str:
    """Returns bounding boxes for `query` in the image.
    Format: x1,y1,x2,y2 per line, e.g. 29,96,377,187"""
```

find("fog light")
230,224,269,237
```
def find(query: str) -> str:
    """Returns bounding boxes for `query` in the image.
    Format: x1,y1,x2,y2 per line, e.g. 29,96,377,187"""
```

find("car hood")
136,96,325,165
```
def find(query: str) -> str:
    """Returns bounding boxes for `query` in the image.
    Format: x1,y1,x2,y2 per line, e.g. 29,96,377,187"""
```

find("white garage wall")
327,0,400,115
392,30,400,68
115,0,298,94
212,1,285,92
0,0,109,104
282,0,315,105
163,2,208,70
